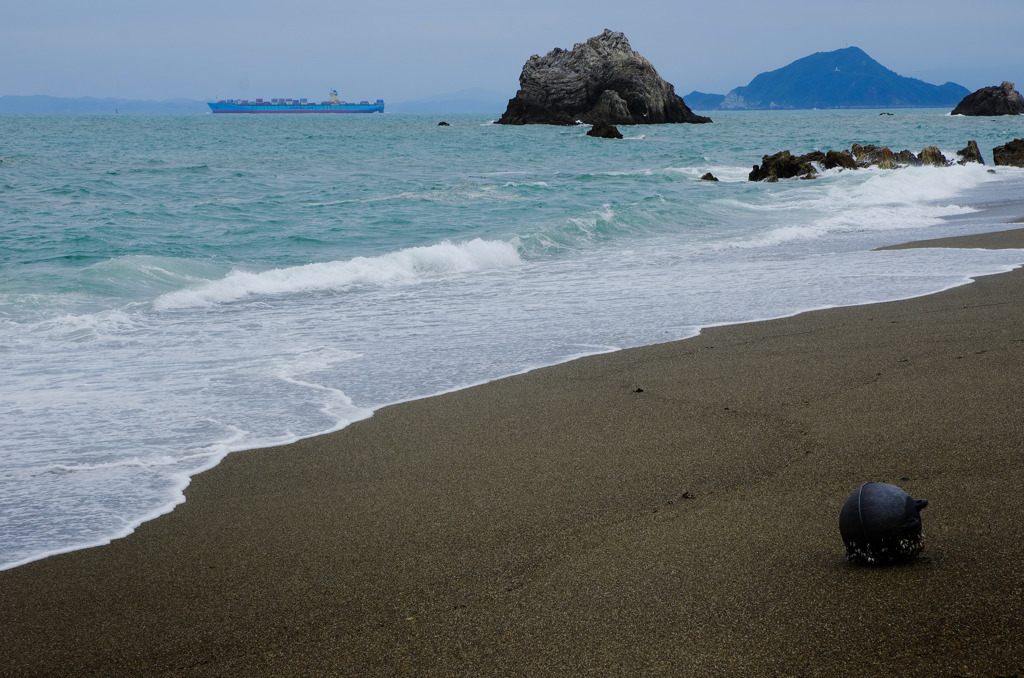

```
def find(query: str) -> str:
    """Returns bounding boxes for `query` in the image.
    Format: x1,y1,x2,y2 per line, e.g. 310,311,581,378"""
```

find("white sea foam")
153,238,522,309
38,309,139,341
39,454,187,475
668,165,752,182
502,181,551,188
714,163,998,250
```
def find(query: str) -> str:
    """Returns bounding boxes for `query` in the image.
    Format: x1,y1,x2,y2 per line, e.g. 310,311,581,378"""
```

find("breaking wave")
154,238,522,309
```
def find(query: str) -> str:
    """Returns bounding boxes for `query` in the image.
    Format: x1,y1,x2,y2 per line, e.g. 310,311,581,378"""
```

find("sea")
2,109,1023,570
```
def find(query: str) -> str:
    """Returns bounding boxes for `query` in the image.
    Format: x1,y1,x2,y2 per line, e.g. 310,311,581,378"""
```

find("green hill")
719,47,968,110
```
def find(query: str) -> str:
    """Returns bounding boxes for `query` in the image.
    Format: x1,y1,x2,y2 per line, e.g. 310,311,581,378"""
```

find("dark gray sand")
878,225,1024,250
2,231,1023,676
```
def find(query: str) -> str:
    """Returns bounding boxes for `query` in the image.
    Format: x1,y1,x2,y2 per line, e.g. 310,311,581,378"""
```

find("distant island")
685,46,969,110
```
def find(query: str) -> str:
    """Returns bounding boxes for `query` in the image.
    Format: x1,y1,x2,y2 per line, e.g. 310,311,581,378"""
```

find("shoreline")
7,220,1022,576
877,225,1024,250
2,229,1023,675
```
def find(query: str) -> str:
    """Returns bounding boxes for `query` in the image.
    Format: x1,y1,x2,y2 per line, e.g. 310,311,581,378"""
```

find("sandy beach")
2,228,1023,677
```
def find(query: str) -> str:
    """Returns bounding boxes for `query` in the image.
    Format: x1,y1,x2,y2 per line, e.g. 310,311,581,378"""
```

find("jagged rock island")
496,30,711,126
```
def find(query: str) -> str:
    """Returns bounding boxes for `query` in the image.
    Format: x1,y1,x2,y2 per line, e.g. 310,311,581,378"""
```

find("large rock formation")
993,139,1024,167
496,30,711,126
951,82,1024,116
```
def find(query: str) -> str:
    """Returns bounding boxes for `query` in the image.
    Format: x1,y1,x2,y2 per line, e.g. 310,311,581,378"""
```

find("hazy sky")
3,0,1022,102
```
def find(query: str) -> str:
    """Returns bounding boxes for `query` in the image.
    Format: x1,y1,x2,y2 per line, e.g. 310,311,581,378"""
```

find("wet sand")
878,225,1024,250
2,230,1023,676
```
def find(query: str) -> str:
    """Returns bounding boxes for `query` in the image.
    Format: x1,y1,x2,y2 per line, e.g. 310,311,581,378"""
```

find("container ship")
208,90,384,114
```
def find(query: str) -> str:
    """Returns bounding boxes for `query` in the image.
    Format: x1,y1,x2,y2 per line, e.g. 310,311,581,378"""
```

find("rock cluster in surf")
748,140,991,181
496,30,711,126
951,82,1024,116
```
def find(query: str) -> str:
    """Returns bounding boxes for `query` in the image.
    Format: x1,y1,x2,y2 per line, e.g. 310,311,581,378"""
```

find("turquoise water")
2,110,1023,569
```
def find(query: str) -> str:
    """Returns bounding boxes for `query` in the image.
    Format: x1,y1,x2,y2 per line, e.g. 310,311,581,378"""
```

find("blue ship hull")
208,99,384,114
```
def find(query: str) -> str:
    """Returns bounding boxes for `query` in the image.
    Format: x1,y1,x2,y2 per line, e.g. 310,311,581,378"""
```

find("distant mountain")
693,47,969,110
387,89,509,114
683,91,727,110
0,95,208,114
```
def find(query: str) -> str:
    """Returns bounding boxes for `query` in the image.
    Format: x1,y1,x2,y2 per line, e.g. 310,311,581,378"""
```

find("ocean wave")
83,255,224,292
153,238,522,309
10,308,142,345
514,203,635,254
711,163,1001,249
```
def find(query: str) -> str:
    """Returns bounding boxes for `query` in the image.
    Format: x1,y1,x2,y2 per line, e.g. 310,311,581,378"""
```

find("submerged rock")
700,172,719,181
951,81,1024,116
993,138,1024,167
497,30,711,126
586,121,623,139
